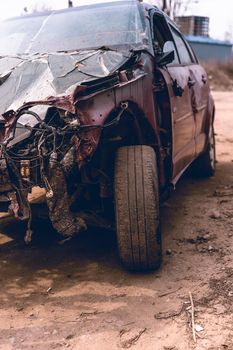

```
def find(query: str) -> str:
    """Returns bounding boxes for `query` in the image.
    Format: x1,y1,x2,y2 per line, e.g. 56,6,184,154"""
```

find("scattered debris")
209,268,233,300
224,211,233,219
122,322,135,328
79,310,104,318
65,334,74,340
213,187,233,197
111,293,127,299
178,232,219,254
176,230,213,246
194,324,204,332
16,306,24,312
154,305,184,319
208,245,215,252
186,234,211,244
166,249,173,255
119,328,147,349
158,287,182,298
220,199,230,204
197,245,218,254
188,291,196,343
47,287,52,293
209,210,221,219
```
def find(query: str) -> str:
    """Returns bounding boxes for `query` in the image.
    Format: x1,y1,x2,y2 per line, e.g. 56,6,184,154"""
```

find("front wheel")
114,145,162,271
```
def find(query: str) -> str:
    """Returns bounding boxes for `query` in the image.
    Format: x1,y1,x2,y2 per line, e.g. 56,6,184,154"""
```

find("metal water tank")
175,16,209,37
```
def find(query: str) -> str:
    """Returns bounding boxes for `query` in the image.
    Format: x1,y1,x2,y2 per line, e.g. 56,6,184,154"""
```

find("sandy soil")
0,91,233,350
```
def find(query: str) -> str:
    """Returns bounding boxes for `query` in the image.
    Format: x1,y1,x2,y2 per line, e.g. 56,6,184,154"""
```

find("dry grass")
202,60,233,91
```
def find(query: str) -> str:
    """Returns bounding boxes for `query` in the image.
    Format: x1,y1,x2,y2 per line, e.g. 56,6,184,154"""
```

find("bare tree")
22,2,51,15
224,25,233,42
147,0,198,19
31,4,51,13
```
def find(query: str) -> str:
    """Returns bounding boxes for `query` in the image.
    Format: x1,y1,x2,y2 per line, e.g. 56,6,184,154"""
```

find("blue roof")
185,35,232,47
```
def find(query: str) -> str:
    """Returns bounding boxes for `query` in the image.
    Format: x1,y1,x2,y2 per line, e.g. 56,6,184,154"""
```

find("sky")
0,0,232,41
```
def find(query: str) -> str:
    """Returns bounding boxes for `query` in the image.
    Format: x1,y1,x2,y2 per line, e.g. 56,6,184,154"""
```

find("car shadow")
0,160,232,318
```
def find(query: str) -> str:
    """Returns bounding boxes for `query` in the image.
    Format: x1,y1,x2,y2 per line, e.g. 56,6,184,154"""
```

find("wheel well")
101,102,157,147
88,95,173,202
86,102,159,203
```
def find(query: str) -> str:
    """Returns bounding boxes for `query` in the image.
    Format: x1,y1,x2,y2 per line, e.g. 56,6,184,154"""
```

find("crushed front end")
0,0,158,243
0,85,130,243
0,40,157,243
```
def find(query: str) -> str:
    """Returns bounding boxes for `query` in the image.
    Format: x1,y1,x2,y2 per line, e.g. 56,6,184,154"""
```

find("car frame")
0,0,215,271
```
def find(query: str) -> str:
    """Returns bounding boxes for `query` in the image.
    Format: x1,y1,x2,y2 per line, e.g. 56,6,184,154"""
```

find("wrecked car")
0,0,215,271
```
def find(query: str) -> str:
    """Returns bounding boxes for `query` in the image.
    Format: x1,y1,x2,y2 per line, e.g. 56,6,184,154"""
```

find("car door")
183,39,210,155
152,13,196,180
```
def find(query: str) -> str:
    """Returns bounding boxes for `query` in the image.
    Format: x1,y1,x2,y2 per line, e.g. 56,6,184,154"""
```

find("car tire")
114,145,162,271
191,123,216,177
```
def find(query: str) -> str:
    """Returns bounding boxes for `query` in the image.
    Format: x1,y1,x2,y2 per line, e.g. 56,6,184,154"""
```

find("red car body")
0,1,215,270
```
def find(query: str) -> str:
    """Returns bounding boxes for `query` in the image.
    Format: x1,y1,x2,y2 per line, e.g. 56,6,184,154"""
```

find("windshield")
0,1,147,55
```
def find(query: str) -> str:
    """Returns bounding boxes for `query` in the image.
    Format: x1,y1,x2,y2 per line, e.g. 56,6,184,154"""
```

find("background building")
175,16,209,37
186,35,233,61
175,15,232,61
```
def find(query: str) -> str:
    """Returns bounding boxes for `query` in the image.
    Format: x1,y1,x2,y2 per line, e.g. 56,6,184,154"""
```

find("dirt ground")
0,91,233,350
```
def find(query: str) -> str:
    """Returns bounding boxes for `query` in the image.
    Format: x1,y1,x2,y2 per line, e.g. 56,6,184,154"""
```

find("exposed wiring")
1,102,129,199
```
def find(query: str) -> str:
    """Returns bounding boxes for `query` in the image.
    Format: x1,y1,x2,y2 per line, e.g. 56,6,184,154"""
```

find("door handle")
202,75,207,84
188,77,196,88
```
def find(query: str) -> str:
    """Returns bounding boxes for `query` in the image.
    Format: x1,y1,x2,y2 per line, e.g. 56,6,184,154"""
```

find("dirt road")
0,91,233,350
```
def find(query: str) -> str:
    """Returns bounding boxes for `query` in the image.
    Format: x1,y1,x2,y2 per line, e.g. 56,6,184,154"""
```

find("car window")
163,40,179,65
152,15,179,65
0,2,147,55
184,39,198,63
170,26,194,65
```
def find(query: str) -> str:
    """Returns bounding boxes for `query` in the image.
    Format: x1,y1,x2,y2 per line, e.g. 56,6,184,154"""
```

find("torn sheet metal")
0,49,130,121
0,42,152,240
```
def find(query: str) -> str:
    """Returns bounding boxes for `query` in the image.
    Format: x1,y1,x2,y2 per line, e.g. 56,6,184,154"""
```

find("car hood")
0,48,130,120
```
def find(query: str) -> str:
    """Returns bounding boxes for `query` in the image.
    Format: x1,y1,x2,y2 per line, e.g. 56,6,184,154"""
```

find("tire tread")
115,145,161,271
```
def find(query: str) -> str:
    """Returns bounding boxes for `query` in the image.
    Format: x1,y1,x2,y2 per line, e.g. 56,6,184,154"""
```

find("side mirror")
155,50,175,67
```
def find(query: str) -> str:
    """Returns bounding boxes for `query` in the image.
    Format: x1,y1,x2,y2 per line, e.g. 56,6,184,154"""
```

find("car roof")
3,0,180,33
3,0,157,21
